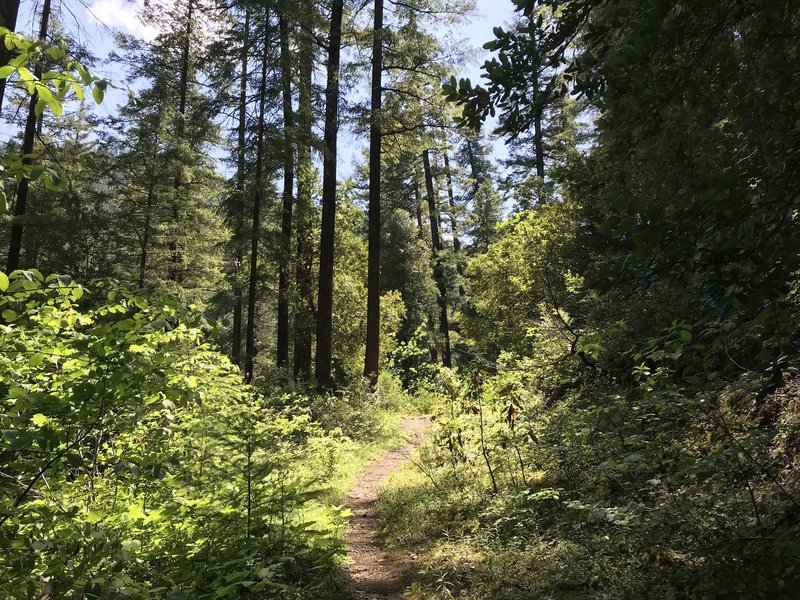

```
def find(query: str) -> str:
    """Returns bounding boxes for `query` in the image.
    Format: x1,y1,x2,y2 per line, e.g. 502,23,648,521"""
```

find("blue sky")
7,0,517,170
461,0,517,80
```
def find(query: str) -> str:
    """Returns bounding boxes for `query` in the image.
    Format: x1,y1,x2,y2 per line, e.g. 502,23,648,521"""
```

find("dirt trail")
344,415,430,600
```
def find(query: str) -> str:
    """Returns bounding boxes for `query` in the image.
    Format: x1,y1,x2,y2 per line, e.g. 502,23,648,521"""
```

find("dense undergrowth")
383,359,800,599
378,202,800,600
379,3,800,587
0,270,407,599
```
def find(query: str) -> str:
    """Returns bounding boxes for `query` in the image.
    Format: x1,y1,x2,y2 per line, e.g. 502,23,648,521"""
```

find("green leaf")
31,413,49,427
0,272,8,292
47,45,64,60
17,66,34,82
30,165,46,180
92,84,104,104
86,509,105,523
0,65,14,79
76,63,91,83
48,97,63,116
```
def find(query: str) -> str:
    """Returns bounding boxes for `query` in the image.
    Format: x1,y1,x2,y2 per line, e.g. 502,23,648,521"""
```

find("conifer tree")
293,0,316,379
276,3,294,368
422,148,452,367
315,0,345,389
230,7,250,366
6,0,52,272
245,5,273,384
364,0,384,382
0,0,20,115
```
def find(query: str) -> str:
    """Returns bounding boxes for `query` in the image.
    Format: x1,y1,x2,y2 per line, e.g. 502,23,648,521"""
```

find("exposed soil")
344,415,431,600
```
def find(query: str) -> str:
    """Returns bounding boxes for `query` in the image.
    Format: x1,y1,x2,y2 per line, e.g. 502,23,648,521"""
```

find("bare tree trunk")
364,0,384,384
413,176,438,364
443,150,466,298
0,0,20,116
414,179,424,236
531,39,545,180
293,1,314,379
533,111,545,179
232,8,250,367
245,11,271,385
314,0,344,390
465,137,485,195
6,0,51,272
422,149,451,368
277,9,294,367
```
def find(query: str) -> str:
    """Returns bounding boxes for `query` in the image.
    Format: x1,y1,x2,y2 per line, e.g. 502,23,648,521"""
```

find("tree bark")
422,149,451,368
314,0,344,390
364,0,384,384
533,110,545,179
232,8,249,367
293,1,314,379
6,0,51,272
531,36,545,180
277,9,294,368
0,0,20,116
413,178,425,239
466,138,484,193
443,150,466,297
413,175,438,364
245,11,271,385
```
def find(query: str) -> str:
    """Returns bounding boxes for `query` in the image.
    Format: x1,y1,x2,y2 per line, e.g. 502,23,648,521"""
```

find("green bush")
0,271,351,598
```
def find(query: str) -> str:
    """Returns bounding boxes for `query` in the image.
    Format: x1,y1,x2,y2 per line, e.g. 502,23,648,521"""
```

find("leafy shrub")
0,271,351,598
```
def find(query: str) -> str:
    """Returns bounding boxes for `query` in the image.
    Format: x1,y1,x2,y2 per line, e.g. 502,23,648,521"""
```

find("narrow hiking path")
344,415,430,600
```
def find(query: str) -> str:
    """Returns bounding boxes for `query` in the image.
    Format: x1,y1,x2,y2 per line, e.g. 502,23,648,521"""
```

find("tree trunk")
277,10,294,368
364,0,384,383
466,138,484,192
443,150,466,297
443,152,461,253
232,8,249,367
168,0,194,282
414,179,424,236
531,44,545,180
245,11,271,385
0,0,20,116
292,2,314,379
533,111,545,179
422,149,451,368
413,175,438,364
314,0,344,390
177,0,192,117
138,184,155,289
6,0,51,272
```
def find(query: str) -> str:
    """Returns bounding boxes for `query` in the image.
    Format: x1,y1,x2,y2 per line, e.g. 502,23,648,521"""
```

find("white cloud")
86,0,160,42
86,0,227,46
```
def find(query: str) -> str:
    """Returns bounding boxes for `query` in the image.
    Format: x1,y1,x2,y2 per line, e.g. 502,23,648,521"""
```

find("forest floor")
344,415,431,600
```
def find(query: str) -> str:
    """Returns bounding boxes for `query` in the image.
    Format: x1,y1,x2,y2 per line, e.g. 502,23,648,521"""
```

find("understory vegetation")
380,0,800,594
0,271,408,598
